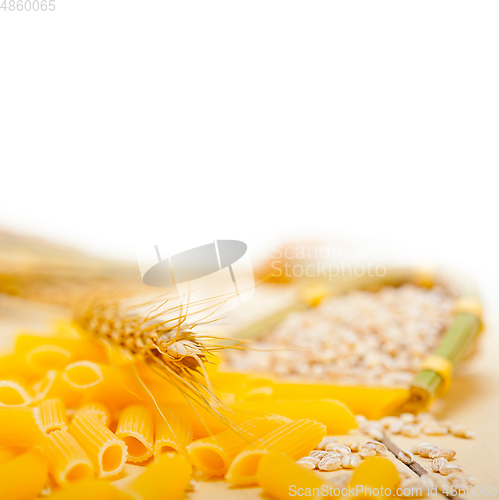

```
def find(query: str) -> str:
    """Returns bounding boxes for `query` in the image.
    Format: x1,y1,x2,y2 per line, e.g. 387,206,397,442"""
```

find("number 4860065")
1,0,55,11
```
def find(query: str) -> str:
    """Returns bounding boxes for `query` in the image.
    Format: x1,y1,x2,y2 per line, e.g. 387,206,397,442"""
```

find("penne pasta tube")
0,407,44,447
115,405,154,464
166,403,258,439
0,447,22,464
230,399,357,434
0,353,34,383
63,362,141,410
75,402,111,427
39,399,68,434
154,409,193,458
15,334,107,363
32,370,83,406
257,452,327,500
69,413,127,478
44,478,130,500
44,430,94,485
187,415,288,477
0,449,48,500
127,452,192,500
226,419,326,486
0,380,32,407
25,344,73,375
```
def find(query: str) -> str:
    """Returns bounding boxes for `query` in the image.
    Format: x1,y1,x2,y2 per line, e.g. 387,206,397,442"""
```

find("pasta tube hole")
101,444,125,473
64,362,102,388
230,452,262,479
190,448,225,474
123,436,149,459
66,463,93,482
157,445,176,455
0,381,31,406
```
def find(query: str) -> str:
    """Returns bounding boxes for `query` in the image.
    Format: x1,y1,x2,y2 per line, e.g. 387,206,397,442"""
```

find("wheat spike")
73,288,244,426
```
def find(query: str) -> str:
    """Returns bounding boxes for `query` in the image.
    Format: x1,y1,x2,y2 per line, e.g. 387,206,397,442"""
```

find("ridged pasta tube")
44,430,94,485
69,413,127,478
187,415,288,477
226,419,326,486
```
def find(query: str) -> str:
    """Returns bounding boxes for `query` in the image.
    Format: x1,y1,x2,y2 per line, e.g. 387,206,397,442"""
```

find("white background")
1,2,498,311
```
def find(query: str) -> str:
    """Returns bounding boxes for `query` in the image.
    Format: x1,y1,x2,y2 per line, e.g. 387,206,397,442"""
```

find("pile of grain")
227,284,455,387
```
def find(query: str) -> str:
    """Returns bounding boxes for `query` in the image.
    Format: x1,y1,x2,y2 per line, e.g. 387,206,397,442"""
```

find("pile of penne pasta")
0,325,395,500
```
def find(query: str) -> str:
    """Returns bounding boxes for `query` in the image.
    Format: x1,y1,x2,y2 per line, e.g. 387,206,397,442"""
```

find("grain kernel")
366,427,384,441
388,420,404,434
398,450,414,465
325,444,351,454
300,456,320,466
380,416,400,429
450,424,474,439
341,454,360,469
419,445,439,458
316,436,338,450
309,450,328,459
439,465,464,476
401,424,419,437
318,456,342,471
431,457,448,472
429,448,456,460
297,459,316,470
415,412,434,423
343,438,359,452
411,442,431,455
359,447,376,458
400,413,416,424
421,423,448,435
355,415,368,426
364,441,387,454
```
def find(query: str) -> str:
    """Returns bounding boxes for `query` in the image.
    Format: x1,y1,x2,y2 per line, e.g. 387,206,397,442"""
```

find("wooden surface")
1,293,498,498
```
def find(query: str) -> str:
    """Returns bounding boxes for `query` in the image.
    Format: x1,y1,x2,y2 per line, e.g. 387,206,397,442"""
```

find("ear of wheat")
73,288,244,428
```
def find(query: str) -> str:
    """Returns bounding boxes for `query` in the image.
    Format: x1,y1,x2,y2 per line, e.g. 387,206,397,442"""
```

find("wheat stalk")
73,287,246,428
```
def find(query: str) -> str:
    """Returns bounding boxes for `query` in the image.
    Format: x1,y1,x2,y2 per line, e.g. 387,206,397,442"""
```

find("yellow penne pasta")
166,403,258,439
230,399,357,434
0,353,34,382
39,399,68,434
187,415,288,477
0,447,22,464
69,413,127,478
15,334,107,363
44,430,94,485
127,452,192,500
44,478,130,500
247,378,410,420
257,451,327,500
226,419,326,486
115,405,154,464
32,370,83,406
0,407,44,447
63,362,141,410
0,449,48,500
26,344,73,375
0,380,32,407
154,409,193,458
76,402,111,427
